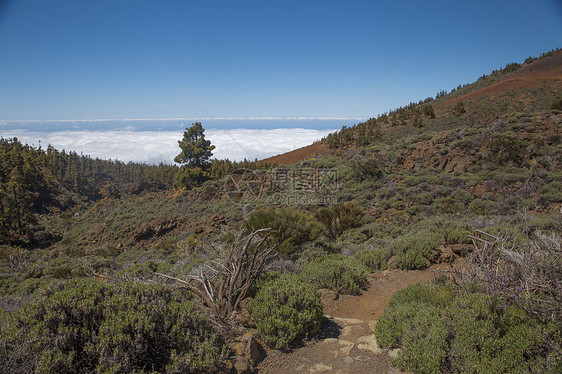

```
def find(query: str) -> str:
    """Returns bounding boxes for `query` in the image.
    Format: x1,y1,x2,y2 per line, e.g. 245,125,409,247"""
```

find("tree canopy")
174,122,215,169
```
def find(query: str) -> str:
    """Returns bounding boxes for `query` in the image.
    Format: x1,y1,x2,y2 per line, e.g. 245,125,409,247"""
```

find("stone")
430,250,440,262
387,255,398,270
388,348,401,359
340,324,368,341
310,363,333,373
319,288,339,301
356,334,381,354
344,356,354,365
331,316,364,326
232,342,245,356
231,356,253,374
451,244,469,255
337,339,355,356
439,245,454,261
246,336,266,366
241,329,258,341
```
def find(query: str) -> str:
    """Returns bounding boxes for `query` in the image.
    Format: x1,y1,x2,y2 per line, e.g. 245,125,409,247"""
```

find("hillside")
1,49,561,373
264,49,562,165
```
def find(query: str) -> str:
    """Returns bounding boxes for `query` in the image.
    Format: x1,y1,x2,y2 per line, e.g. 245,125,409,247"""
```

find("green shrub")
376,282,559,374
352,157,384,180
538,181,562,205
395,307,448,374
296,238,338,266
376,282,453,349
1,279,227,373
314,202,364,240
353,247,391,271
247,275,323,349
247,270,280,298
452,100,466,116
487,135,528,166
449,188,473,206
337,227,369,244
301,254,369,294
550,98,562,110
412,191,433,206
390,219,472,270
403,175,422,187
245,206,323,255
434,196,464,214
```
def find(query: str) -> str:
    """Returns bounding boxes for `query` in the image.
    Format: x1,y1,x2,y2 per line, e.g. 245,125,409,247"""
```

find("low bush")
245,206,323,256
551,98,562,110
301,254,369,294
246,270,280,298
353,247,391,271
337,228,369,244
487,135,528,166
538,181,562,205
247,274,323,349
434,196,464,214
314,202,364,240
411,191,433,206
376,282,560,374
1,279,227,373
296,237,339,267
390,219,472,269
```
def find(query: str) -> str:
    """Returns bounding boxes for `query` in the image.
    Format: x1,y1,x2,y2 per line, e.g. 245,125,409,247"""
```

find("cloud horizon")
0,116,363,124
1,128,334,164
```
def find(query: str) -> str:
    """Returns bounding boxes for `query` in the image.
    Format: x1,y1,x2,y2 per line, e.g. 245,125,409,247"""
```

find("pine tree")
174,122,215,169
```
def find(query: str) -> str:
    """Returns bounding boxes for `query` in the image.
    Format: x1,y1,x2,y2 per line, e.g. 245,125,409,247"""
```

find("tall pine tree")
174,122,215,169
173,123,216,189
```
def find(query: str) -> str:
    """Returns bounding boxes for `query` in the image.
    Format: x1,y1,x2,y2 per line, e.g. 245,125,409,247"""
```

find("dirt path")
256,262,456,373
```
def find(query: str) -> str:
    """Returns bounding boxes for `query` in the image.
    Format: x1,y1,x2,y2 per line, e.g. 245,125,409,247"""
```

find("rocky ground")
224,260,463,374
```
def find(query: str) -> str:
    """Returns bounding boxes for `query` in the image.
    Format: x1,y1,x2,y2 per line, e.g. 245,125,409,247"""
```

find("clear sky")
0,0,561,122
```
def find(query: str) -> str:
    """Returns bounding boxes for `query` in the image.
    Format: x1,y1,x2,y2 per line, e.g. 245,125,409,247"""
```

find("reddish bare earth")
256,261,460,373
447,51,562,104
259,142,329,166
257,51,562,168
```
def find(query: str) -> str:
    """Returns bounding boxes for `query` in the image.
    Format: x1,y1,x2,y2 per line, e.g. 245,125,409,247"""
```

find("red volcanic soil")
259,51,561,166
259,142,330,166
446,51,562,104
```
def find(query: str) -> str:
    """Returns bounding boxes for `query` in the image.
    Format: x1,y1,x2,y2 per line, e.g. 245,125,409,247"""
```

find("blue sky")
0,0,561,122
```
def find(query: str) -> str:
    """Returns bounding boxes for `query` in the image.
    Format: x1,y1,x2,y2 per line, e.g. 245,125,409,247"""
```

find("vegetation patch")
390,219,471,269
247,274,323,349
1,279,227,373
245,206,323,256
376,282,560,374
300,254,369,294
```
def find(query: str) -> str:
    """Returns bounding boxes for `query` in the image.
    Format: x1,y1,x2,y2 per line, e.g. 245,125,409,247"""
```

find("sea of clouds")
0,128,335,164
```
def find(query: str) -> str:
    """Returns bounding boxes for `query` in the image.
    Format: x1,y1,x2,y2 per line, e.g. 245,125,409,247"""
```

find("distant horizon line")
0,116,366,124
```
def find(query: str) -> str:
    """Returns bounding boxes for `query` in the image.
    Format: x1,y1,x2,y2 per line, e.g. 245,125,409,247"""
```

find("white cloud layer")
1,128,334,164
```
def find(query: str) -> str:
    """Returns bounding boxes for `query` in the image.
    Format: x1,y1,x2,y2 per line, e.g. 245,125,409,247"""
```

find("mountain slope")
264,49,561,165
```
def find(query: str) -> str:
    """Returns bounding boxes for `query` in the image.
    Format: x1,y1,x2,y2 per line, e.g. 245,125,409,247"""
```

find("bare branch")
155,228,277,323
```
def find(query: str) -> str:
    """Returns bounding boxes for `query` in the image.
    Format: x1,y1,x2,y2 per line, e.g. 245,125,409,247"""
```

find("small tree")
174,122,215,188
174,122,215,169
421,104,435,118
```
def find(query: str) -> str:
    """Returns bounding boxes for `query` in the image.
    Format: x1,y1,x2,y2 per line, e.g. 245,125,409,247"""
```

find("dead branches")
443,229,562,325
155,228,277,322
